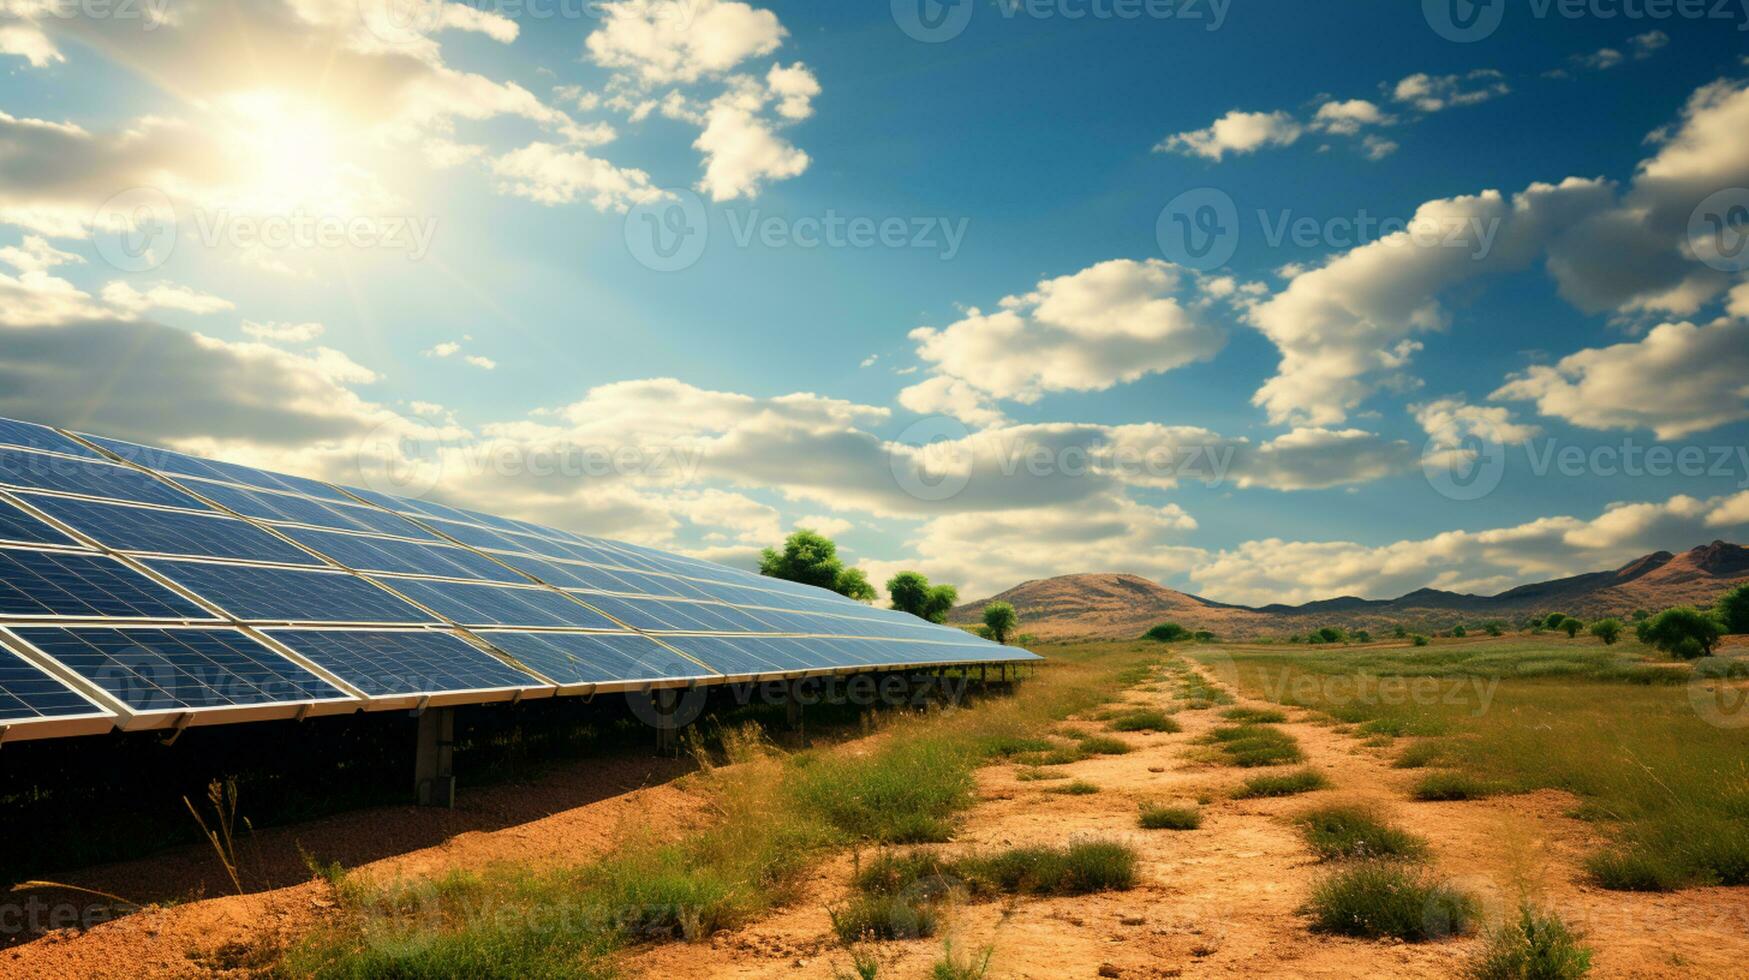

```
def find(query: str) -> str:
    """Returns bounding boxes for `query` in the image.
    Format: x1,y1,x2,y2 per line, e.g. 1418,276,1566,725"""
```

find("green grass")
1014,766,1068,781
830,893,940,943
1196,639,1749,892
1233,768,1330,798
1201,724,1305,767
1221,706,1287,723
954,841,1138,896
1393,740,1444,769
1138,804,1202,830
1413,771,1502,801
932,941,993,980
1074,733,1133,756
1046,780,1100,795
1295,804,1428,861
790,735,976,843
1469,905,1593,979
1304,861,1480,941
1105,708,1180,733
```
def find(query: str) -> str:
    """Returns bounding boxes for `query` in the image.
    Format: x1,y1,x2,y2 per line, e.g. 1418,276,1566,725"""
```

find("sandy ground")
7,661,1748,978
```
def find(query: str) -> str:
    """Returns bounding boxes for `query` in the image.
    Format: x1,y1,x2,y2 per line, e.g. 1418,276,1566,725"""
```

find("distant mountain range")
948,541,1749,640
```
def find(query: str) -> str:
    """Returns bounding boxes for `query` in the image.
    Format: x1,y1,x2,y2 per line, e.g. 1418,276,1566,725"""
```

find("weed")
1047,780,1100,795
1413,771,1502,801
830,894,940,943
1296,805,1428,861
1233,769,1330,798
932,941,994,980
1075,734,1133,756
1106,709,1180,733
1222,707,1287,724
1138,805,1201,830
956,840,1138,896
1393,741,1444,769
1305,861,1479,941
1014,766,1068,781
1469,904,1593,979
1202,724,1305,767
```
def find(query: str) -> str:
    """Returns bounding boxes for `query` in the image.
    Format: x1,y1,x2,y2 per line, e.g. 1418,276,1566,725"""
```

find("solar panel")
183,479,438,540
0,641,109,721
143,560,435,624
478,630,714,685
0,498,75,547
0,448,208,510
9,626,346,711
20,495,323,566
278,527,525,582
0,548,211,620
375,577,619,629
265,629,546,697
0,418,102,460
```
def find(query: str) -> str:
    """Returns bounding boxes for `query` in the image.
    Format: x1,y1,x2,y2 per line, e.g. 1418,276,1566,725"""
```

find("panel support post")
785,679,805,743
654,688,681,757
414,707,456,808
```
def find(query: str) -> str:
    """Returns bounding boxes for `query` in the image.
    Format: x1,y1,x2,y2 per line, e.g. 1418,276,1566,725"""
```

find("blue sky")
2,0,1747,603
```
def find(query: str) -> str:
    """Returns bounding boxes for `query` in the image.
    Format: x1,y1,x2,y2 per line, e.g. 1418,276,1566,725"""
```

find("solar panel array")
0,416,1038,742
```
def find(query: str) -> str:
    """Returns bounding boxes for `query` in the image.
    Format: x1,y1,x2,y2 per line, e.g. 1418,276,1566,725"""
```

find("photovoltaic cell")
266,629,544,696
0,498,74,547
184,479,438,540
280,527,525,582
80,436,239,483
0,449,208,510
0,549,211,620
0,644,107,720
376,577,619,629
479,630,713,685
0,419,102,460
10,626,345,710
143,560,434,624
21,495,322,565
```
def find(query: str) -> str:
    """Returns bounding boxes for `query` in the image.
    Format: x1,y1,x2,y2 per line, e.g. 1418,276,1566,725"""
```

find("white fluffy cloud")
1391,70,1509,113
242,320,325,343
903,259,1226,423
1492,318,1749,439
1157,109,1302,161
585,0,784,85
489,142,663,210
1312,99,1390,136
100,281,235,316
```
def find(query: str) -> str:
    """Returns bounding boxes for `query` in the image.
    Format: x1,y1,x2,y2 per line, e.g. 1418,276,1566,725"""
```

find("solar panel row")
0,416,1038,743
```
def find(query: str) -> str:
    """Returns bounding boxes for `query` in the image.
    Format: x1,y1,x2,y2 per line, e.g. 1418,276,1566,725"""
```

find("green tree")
1561,618,1582,638
758,529,875,601
1451,625,1467,638
1482,621,1505,637
884,571,959,624
1145,622,1191,642
1544,612,1570,630
1314,626,1346,644
1351,629,1371,643
1630,608,1651,622
1716,583,1749,635
982,601,1018,645
1640,606,1725,659
1391,624,1408,639
1589,618,1622,644
1193,630,1216,642
1411,634,1430,647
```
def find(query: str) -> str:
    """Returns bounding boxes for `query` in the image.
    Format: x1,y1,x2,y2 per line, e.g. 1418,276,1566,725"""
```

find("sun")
220,90,375,217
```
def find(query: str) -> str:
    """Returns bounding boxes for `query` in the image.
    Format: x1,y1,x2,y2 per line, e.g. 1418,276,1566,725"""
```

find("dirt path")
622,658,1749,979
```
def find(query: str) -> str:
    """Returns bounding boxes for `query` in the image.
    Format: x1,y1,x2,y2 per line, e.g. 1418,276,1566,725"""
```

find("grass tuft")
1295,804,1428,861
1046,780,1100,796
1138,804,1202,830
1233,768,1330,798
830,893,940,943
955,840,1138,896
1304,861,1479,941
1105,708,1180,733
1201,724,1305,767
1469,904,1593,979
1412,771,1502,802
1221,706,1287,724
1075,734,1133,756
932,941,994,980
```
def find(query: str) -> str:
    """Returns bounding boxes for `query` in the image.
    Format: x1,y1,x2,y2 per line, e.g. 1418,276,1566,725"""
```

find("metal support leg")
654,688,681,757
414,707,456,808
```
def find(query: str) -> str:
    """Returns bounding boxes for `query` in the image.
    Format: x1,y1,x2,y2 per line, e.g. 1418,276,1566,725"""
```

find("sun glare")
222,90,371,217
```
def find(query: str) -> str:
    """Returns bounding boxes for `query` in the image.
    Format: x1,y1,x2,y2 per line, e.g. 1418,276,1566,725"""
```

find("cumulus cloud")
1311,99,1391,136
242,320,325,343
1157,109,1302,161
488,142,663,210
902,259,1226,424
1391,70,1510,113
1492,318,1749,438
100,281,235,316
585,0,784,85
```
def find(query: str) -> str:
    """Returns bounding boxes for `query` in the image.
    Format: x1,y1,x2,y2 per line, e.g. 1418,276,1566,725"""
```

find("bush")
1046,780,1099,796
830,893,940,943
1483,621,1505,637
1718,583,1749,634
792,737,975,843
1305,861,1479,941
1451,625,1467,638
1076,734,1132,756
1106,708,1179,733
1145,622,1191,642
1139,804,1201,830
1413,771,1501,801
1202,724,1304,767
1544,613,1570,630
1193,630,1216,642
957,840,1137,896
1221,706,1287,724
1469,905,1593,979
982,602,1018,645
1233,768,1329,799
1296,805,1428,861
1562,618,1582,638
1412,634,1430,647
1314,626,1347,644
1640,606,1725,658
1588,618,1622,645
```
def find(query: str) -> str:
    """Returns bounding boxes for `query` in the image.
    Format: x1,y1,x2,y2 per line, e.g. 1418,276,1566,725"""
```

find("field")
6,635,1748,978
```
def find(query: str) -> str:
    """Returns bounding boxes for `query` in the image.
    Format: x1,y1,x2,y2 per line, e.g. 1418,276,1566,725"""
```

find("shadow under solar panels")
143,559,435,624
0,449,208,510
22,495,323,566
8,626,349,717
0,548,212,620
478,630,717,687
376,577,620,629
265,629,547,699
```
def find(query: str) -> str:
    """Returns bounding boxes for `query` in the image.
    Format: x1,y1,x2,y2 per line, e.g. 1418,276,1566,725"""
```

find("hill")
950,541,1749,640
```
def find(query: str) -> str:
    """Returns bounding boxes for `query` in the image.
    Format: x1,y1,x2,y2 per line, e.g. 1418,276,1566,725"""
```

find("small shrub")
1562,618,1582,638
1393,741,1443,769
932,942,993,980
1718,582,1749,635
1202,724,1304,767
1221,706,1287,724
1584,848,1689,892
1233,768,1329,798
1411,634,1430,647
830,894,940,943
1106,708,1179,733
1076,734,1133,756
1588,618,1622,645
1296,805,1428,861
1139,804,1201,830
852,850,957,898
957,840,1137,896
1305,861,1479,941
1047,780,1099,796
1469,904,1593,979
1640,606,1726,658
1014,766,1068,782
1413,771,1501,801
1145,622,1191,642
